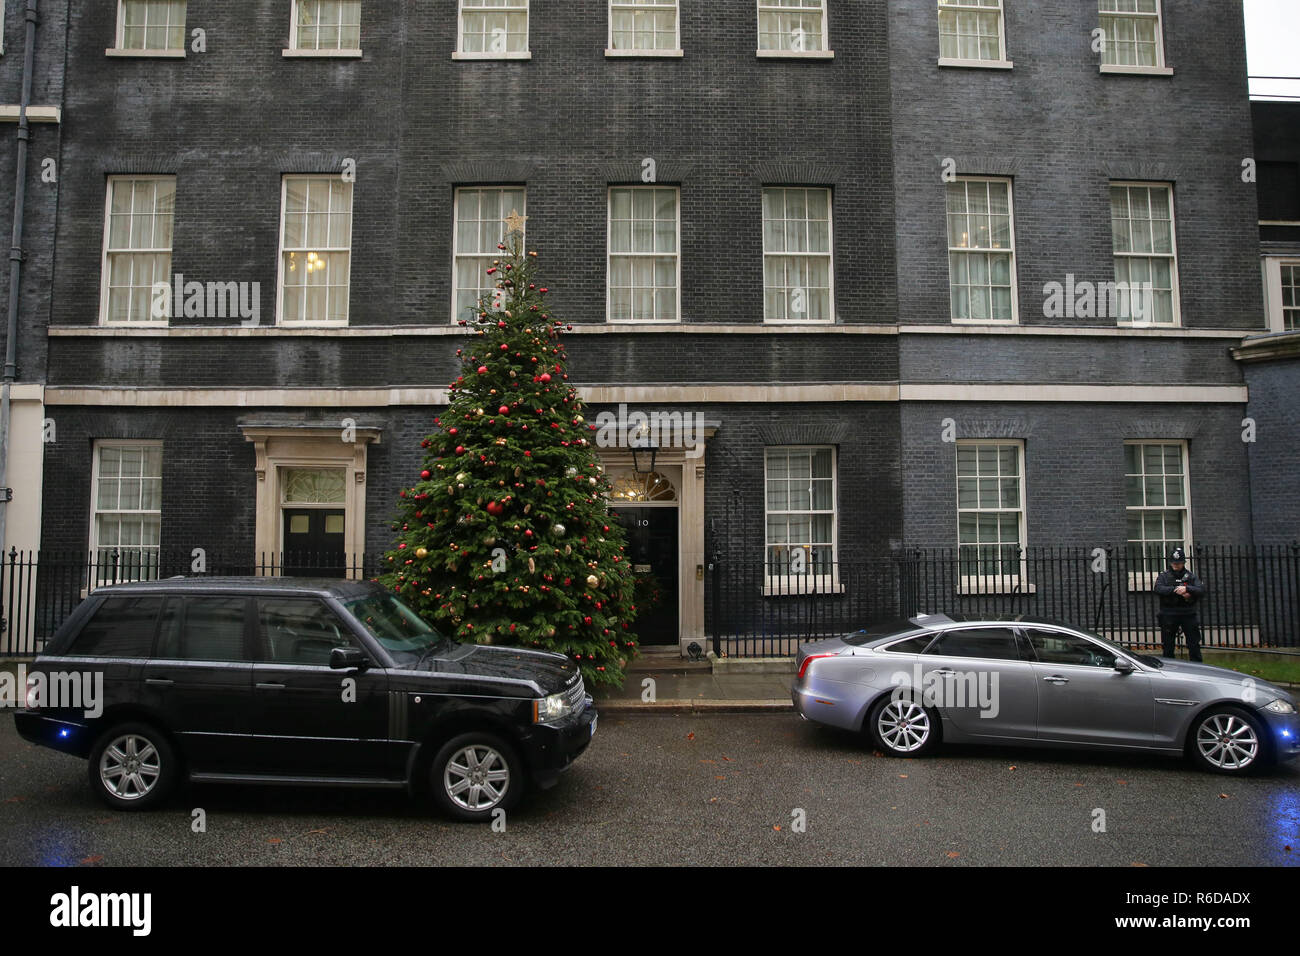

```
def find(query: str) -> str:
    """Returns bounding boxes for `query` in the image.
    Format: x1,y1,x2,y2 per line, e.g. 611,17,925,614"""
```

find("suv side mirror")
1113,657,1135,674
329,646,369,670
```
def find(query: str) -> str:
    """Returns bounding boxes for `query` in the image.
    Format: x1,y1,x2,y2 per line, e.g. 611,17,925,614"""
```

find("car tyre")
1188,706,1270,775
430,732,524,822
867,693,941,757
87,722,178,811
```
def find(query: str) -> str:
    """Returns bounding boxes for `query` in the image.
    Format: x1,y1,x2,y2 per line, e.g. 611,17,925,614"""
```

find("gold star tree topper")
502,208,528,236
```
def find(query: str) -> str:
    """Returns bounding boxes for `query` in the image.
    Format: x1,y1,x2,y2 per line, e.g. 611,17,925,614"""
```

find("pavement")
594,653,794,712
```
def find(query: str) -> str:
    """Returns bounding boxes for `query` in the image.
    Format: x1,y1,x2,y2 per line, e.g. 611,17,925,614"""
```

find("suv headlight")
1263,699,1296,716
534,692,573,723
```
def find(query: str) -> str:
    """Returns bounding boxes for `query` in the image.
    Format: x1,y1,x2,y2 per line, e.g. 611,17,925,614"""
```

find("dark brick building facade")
7,1,1292,650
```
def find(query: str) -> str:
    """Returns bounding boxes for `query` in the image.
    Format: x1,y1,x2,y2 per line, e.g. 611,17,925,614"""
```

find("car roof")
91,576,383,599
909,613,1083,631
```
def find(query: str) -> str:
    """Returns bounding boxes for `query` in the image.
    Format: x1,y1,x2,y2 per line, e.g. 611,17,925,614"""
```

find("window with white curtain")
1098,0,1166,69
956,441,1025,582
607,186,679,322
762,187,833,323
459,0,529,56
278,176,353,325
290,0,361,51
765,447,837,574
91,442,163,585
452,186,526,323
757,0,829,54
946,178,1016,323
115,0,187,52
609,0,680,53
1125,441,1190,575
938,0,1009,65
1110,183,1179,326
100,176,176,325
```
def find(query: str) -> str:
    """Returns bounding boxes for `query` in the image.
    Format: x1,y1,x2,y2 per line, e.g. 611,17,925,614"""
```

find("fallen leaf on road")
686,732,695,740
715,775,725,780
946,851,960,859
1116,779,1128,785
709,797,718,803
699,758,716,764
872,751,885,758
80,855,104,864
1130,862,1149,867
1008,766,1017,771
721,756,732,761
899,774,908,778
1074,783,1084,787
1218,793,1231,800
4,796,25,803
267,838,282,844
773,825,782,831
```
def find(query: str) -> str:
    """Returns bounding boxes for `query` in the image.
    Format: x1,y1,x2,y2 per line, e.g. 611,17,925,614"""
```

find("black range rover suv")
15,577,597,821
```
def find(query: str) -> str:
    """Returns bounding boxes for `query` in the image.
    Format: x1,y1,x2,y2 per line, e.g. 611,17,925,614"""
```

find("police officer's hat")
1169,547,1186,563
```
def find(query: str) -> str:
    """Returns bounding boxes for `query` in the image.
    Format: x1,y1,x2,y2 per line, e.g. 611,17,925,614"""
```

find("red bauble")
499,405,509,414
455,446,465,454
539,373,551,383
477,366,488,374
420,470,431,480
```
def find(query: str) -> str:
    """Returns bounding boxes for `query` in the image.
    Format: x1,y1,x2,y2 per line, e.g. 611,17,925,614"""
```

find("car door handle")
1042,675,1070,684
145,678,174,686
931,669,958,676
256,682,286,691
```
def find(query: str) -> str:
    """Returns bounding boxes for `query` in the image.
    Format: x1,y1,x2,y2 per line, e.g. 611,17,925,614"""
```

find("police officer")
1153,547,1206,662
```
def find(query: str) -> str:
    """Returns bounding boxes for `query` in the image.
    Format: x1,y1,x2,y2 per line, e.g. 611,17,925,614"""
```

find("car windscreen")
842,619,924,646
344,593,452,657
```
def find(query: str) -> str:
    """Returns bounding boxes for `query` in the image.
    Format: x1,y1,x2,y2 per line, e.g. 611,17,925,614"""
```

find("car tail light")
797,653,836,680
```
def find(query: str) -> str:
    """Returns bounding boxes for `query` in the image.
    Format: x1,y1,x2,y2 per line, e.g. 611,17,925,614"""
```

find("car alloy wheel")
443,743,511,812
99,733,162,801
876,699,933,753
1195,711,1260,772
88,722,178,810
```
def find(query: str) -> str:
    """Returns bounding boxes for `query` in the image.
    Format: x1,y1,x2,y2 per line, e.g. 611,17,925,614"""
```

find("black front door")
283,509,346,577
610,506,679,645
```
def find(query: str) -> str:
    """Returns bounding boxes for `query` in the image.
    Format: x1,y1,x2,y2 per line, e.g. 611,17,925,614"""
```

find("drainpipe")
0,0,40,555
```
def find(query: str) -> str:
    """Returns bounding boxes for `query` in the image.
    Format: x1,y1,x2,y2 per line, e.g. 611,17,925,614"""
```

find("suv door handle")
931,669,958,677
256,682,286,691
1042,675,1069,684
145,678,174,686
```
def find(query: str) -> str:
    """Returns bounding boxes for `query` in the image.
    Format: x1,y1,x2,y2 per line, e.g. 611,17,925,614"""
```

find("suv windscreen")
70,595,163,657
345,593,453,661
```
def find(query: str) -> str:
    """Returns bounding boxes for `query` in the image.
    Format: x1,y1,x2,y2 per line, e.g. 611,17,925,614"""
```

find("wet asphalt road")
1,711,1297,866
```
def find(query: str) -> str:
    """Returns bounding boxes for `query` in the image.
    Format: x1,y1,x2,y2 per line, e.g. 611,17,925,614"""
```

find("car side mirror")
329,646,368,670
1113,657,1135,674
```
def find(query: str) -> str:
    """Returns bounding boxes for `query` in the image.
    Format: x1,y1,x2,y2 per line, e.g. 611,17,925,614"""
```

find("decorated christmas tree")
381,214,639,687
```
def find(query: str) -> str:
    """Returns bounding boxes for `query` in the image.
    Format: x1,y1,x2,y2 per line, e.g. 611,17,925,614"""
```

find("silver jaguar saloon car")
793,614,1299,775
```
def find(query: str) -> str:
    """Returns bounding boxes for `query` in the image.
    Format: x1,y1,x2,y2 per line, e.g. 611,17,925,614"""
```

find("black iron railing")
0,549,383,656
708,544,1300,657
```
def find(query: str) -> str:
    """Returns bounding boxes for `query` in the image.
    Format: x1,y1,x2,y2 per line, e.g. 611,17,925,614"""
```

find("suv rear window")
70,595,162,657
